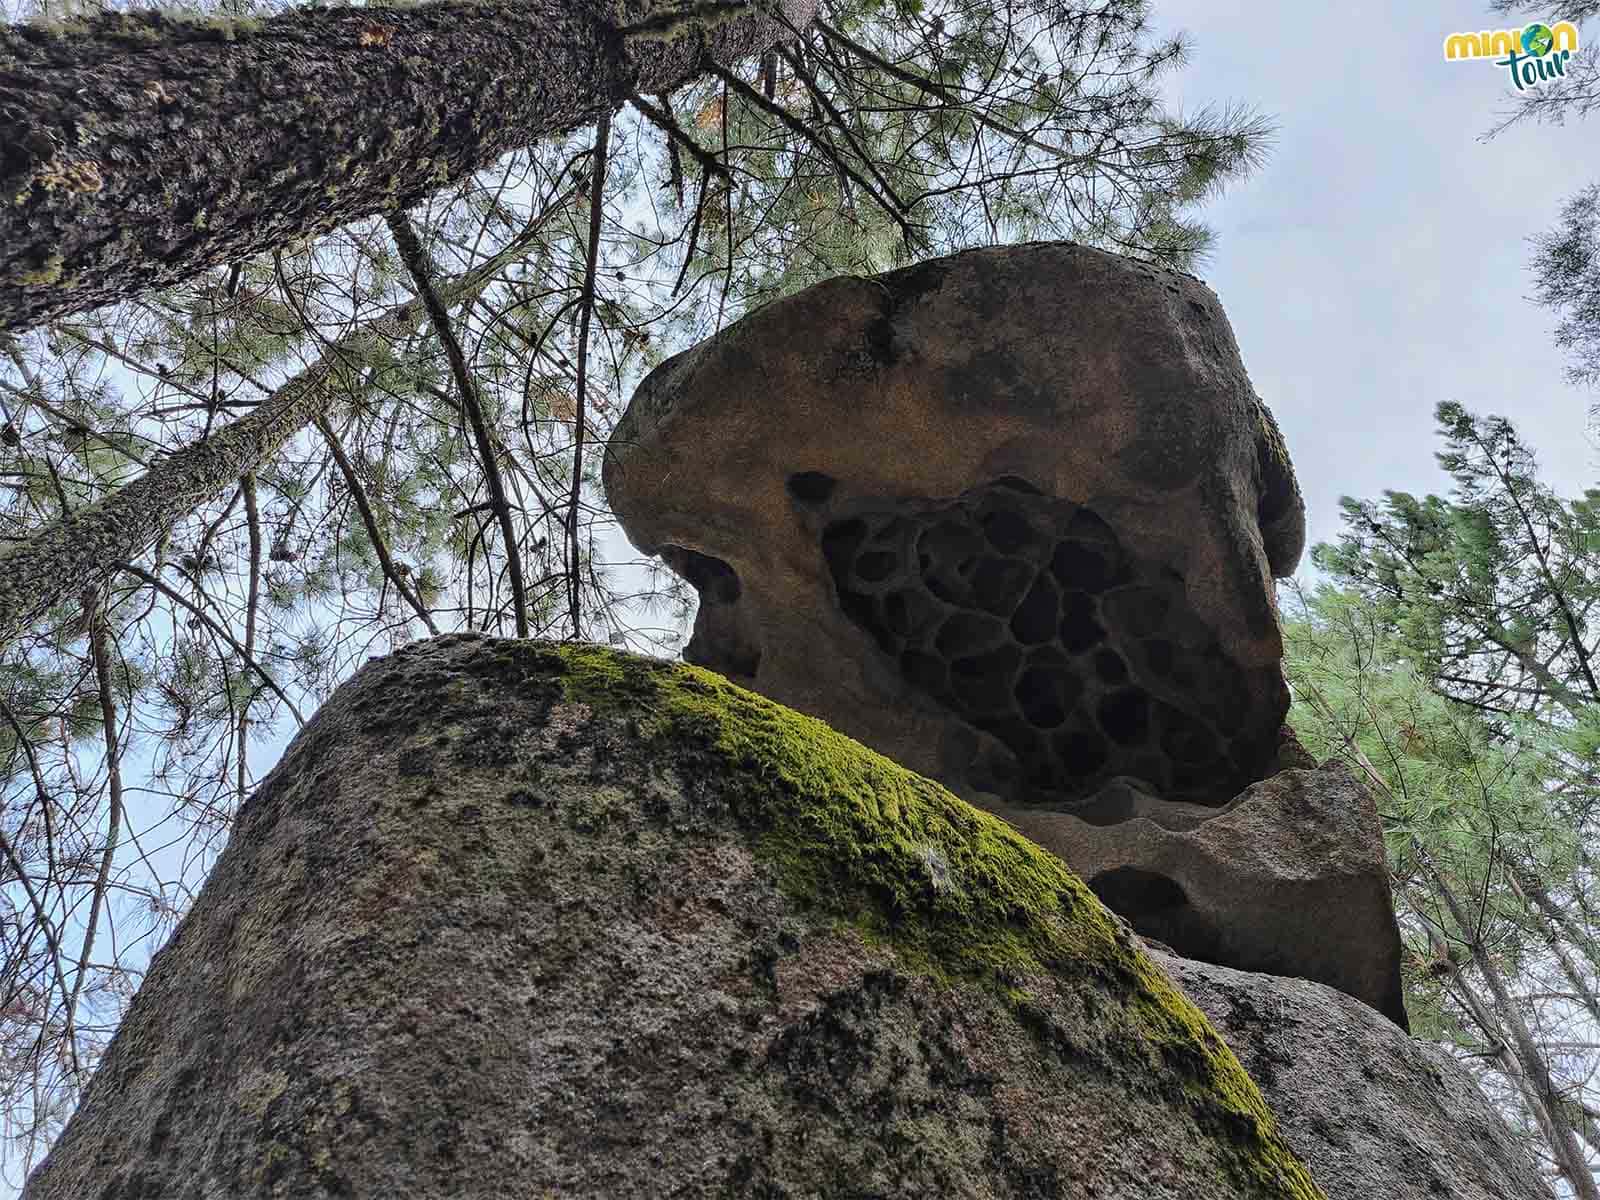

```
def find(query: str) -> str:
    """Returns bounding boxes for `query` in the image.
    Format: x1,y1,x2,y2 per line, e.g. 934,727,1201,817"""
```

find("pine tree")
1314,401,1600,773
1305,403,1600,1191
1527,183,1600,394
0,0,1276,1175
1284,582,1599,1195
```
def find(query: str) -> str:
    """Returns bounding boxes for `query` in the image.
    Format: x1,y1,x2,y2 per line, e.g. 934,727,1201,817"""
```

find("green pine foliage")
1283,583,1579,1041
1300,403,1600,1184
1314,401,1600,741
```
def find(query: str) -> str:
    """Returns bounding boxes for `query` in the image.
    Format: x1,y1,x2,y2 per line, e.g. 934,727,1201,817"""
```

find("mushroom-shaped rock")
605,241,1307,814
600,243,1403,1018
24,636,1324,1200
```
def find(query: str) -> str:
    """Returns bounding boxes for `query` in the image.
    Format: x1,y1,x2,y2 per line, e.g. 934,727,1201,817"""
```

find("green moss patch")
462,639,1323,1199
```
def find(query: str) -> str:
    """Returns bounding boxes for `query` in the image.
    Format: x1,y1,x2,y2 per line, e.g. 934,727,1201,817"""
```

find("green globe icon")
1522,23,1554,56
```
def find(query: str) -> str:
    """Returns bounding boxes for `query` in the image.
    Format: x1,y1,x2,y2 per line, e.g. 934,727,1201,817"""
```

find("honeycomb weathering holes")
820,484,1252,803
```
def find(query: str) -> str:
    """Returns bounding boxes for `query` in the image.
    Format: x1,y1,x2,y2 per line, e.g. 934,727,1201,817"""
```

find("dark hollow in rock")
821,518,868,578
661,545,761,679
856,549,899,583
935,612,1007,658
786,470,837,505
970,557,1034,615
1098,689,1151,746
991,474,1044,495
1094,648,1128,683
1059,591,1103,653
1052,540,1121,593
900,649,947,696
980,508,1037,554
1090,866,1223,965
661,544,741,604
883,588,940,638
1010,576,1059,645
822,483,1268,805
1090,865,1188,918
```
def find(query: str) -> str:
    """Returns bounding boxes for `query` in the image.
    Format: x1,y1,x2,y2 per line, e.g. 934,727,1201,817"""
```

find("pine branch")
116,562,306,727
315,415,440,637
386,211,529,638
237,472,262,805
567,111,611,642
627,92,732,182
708,62,924,250
64,593,125,1084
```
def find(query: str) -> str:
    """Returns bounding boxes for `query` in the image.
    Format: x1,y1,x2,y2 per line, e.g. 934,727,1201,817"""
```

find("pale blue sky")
1153,1,1596,565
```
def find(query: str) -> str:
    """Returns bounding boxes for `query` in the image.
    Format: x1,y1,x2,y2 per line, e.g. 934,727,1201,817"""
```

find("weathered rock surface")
994,761,1408,1026
26,636,1324,1200
1151,951,1554,1200
605,241,1305,812
603,241,1405,1024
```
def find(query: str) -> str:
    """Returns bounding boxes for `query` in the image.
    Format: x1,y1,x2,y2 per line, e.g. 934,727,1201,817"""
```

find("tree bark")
1443,950,1571,1179
1431,861,1600,1199
0,0,813,331
0,215,547,651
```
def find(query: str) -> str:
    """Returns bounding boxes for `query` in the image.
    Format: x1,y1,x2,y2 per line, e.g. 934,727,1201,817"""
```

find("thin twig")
64,593,124,1080
627,92,732,182
237,473,262,805
115,563,306,727
709,62,923,249
315,415,440,636
567,111,611,642
0,698,76,1078
671,165,712,299
386,211,529,638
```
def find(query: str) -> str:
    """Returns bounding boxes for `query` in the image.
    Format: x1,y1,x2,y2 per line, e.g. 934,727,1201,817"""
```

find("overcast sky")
1151,1,1597,568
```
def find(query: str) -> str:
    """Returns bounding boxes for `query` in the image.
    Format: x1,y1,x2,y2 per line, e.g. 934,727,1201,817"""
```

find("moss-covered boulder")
25,634,1322,1199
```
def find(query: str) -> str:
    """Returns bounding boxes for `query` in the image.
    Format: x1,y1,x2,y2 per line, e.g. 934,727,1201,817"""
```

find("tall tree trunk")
1442,941,1572,1178
0,213,547,651
0,0,814,331
1430,861,1600,1200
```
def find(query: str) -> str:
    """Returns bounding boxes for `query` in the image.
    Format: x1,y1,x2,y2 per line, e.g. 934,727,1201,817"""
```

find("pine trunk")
1432,863,1600,1198
0,232,532,650
0,0,808,330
